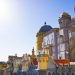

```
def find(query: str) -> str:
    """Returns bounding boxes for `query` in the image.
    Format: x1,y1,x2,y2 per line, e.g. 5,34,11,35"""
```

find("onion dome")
59,12,71,20
39,22,52,33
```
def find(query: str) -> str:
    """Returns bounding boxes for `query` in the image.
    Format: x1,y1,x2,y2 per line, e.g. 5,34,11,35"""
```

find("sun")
0,1,10,21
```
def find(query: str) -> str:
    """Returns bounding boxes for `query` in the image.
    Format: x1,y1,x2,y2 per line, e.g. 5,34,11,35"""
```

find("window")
61,72,64,75
52,72,55,75
48,72,51,75
57,73,60,75
46,60,48,62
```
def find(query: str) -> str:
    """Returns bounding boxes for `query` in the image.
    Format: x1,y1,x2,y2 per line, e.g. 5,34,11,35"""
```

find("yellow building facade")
36,32,44,51
0,62,7,75
36,22,53,71
0,62,7,70
37,54,49,70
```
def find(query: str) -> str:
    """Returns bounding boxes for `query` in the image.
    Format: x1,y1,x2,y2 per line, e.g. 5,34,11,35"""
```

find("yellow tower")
36,32,44,51
36,22,52,51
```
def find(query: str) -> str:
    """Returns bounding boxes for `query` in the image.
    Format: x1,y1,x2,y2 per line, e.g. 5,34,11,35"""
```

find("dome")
59,12,71,19
39,22,52,32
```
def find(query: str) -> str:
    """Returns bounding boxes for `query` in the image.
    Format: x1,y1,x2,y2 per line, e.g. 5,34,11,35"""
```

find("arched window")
52,72,55,75
67,73,69,75
57,72,60,75
48,72,51,75
61,72,64,75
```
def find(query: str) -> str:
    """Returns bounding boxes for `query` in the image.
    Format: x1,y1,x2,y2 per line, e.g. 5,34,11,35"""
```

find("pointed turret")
32,47,35,56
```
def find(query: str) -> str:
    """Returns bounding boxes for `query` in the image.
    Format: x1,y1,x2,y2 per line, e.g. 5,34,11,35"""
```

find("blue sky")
0,0,75,61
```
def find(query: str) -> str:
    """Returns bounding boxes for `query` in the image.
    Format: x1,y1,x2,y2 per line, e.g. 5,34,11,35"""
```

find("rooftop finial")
44,22,46,25
32,47,34,51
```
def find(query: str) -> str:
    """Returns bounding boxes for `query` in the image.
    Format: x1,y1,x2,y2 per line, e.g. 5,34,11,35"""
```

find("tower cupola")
58,12,71,28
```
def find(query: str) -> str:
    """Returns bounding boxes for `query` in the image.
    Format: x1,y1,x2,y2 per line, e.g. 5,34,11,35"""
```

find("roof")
54,59,70,65
0,62,7,64
39,22,52,33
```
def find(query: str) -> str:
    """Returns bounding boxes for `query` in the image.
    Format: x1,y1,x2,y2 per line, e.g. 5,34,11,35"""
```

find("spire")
32,47,34,51
44,22,46,25
15,54,17,57
32,47,35,56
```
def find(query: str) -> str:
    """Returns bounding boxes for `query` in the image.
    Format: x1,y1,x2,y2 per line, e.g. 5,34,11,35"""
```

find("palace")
36,12,75,61
0,12,75,75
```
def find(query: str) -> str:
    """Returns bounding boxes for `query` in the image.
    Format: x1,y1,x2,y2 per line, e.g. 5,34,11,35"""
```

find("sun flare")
0,1,10,21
